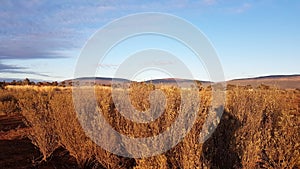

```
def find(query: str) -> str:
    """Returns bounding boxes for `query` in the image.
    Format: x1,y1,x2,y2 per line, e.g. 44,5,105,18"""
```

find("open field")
227,75,300,89
0,84,299,169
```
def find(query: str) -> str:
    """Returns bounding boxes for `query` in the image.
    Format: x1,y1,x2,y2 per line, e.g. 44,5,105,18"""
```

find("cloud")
0,0,222,61
0,0,258,80
0,31,79,59
0,70,51,77
0,1,105,60
0,62,50,77
0,63,24,70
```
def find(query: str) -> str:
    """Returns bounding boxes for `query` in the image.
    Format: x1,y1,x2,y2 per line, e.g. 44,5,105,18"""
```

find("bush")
6,84,299,168
0,92,19,116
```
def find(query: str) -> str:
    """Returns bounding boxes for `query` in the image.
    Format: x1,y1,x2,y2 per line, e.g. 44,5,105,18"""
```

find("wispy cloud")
0,63,24,70
0,0,270,81
0,70,51,77
0,1,113,60
0,0,228,62
0,62,50,77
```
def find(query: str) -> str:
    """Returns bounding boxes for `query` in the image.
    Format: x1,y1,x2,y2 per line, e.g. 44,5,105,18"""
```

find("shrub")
0,91,19,116
8,84,299,168
18,90,59,162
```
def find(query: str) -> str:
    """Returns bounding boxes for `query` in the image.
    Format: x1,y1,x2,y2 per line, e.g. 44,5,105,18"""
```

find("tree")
0,81,5,89
23,78,31,85
10,80,16,85
52,81,58,86
60,81,66,87
195,80,203,90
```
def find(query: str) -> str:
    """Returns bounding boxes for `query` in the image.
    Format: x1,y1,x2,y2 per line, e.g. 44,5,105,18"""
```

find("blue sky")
0,0,299,81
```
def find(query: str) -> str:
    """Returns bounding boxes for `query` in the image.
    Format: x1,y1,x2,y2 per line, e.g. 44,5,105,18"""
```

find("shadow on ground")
201,110,242,169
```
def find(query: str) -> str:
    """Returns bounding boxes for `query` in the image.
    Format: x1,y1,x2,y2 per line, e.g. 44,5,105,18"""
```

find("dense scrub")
0,84,299,168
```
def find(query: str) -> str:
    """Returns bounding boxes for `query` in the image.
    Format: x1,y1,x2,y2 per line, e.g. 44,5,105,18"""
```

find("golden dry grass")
0,83,299,168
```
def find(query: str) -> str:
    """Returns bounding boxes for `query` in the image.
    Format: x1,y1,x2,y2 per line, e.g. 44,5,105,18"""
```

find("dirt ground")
0,115,78,169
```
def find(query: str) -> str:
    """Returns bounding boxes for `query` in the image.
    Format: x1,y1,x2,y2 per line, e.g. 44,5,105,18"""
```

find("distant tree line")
0,78,64,88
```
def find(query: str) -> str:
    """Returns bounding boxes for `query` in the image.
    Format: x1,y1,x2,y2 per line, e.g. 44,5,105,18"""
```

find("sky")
0,0,299,82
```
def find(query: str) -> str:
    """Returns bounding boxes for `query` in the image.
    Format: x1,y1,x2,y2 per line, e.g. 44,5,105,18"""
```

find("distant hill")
62,77,130,86
62,77,208,87
145,78,211,87
145,78,211,84
228,74,300,89
61,74,300,89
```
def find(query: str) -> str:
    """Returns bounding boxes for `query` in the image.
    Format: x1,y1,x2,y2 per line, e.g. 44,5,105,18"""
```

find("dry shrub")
134,155,168,169
49,91,94,166
50,89,135,169
225,87,300,168
0,91,19,116
129,82,155,111
18,89,59,161
6,84,299,168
